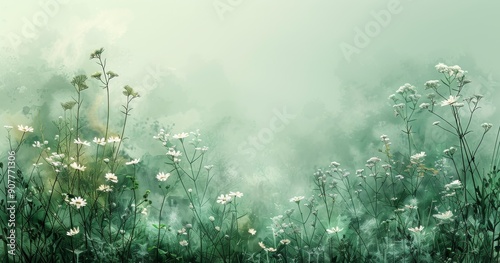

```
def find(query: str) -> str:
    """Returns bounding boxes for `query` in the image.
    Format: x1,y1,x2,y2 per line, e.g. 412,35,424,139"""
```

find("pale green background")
1,1,499,201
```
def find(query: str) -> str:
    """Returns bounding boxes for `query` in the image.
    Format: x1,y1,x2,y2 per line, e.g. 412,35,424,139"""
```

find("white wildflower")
408,225,424,233
66,227,80,236
70,162,86,171
441,95,460,106
125,158,140,165
216,194,232,205
393,103,405,109
74,138,90,146
97,184,112,192
481,123,493,132
229,191,243,198
410,152,426,163
424,80,440,89
366,157,381,163
105,173,118,183
433,210,453,221
405,204,417,210
280,239,291,245
289,196,305,203
172,132,189,140
18,125,34,133
93,137,107,146
326,226,343,234
166,149,182,157
69,196,87,209
444,180,462,190
330,161,340,167
435,63,448,73
419,102,430,109
156,172,171,182
396,83,416,94
107,136,121,143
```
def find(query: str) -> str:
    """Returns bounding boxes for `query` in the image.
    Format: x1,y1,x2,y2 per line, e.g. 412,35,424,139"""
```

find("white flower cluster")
424,80,440,90
396,83,416,94
410,152,426,163
435,63,467,78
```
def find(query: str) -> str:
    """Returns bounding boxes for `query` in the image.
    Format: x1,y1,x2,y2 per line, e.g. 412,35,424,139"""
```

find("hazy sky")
1,1,499,197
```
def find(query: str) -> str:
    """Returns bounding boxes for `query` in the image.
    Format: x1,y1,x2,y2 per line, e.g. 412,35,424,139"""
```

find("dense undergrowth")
1,49,499,262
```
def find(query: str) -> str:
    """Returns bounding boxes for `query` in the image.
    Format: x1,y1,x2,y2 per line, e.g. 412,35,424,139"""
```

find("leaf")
152,224,166,229
487,220,495,232
147,246,157,252
71,75,89,91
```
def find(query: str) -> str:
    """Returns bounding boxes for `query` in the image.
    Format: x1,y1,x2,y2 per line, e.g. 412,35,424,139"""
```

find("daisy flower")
107,136,121,143
326,226,343,234
93,137,107,146
433,210,454,221
97,185,112,192
289,196,305,203
18,125,34,133
105,173,118,183
441,95,460,106
216,194,232,205
70,162,86,171
74,138,90,146
69,196,87,209
172,132,189,140
280,239,291,245
156,172,171,182
229,191,243,198
408,225,424,233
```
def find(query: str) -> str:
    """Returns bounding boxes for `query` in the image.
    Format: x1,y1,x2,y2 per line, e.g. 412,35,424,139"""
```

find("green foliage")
1,52,498,263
